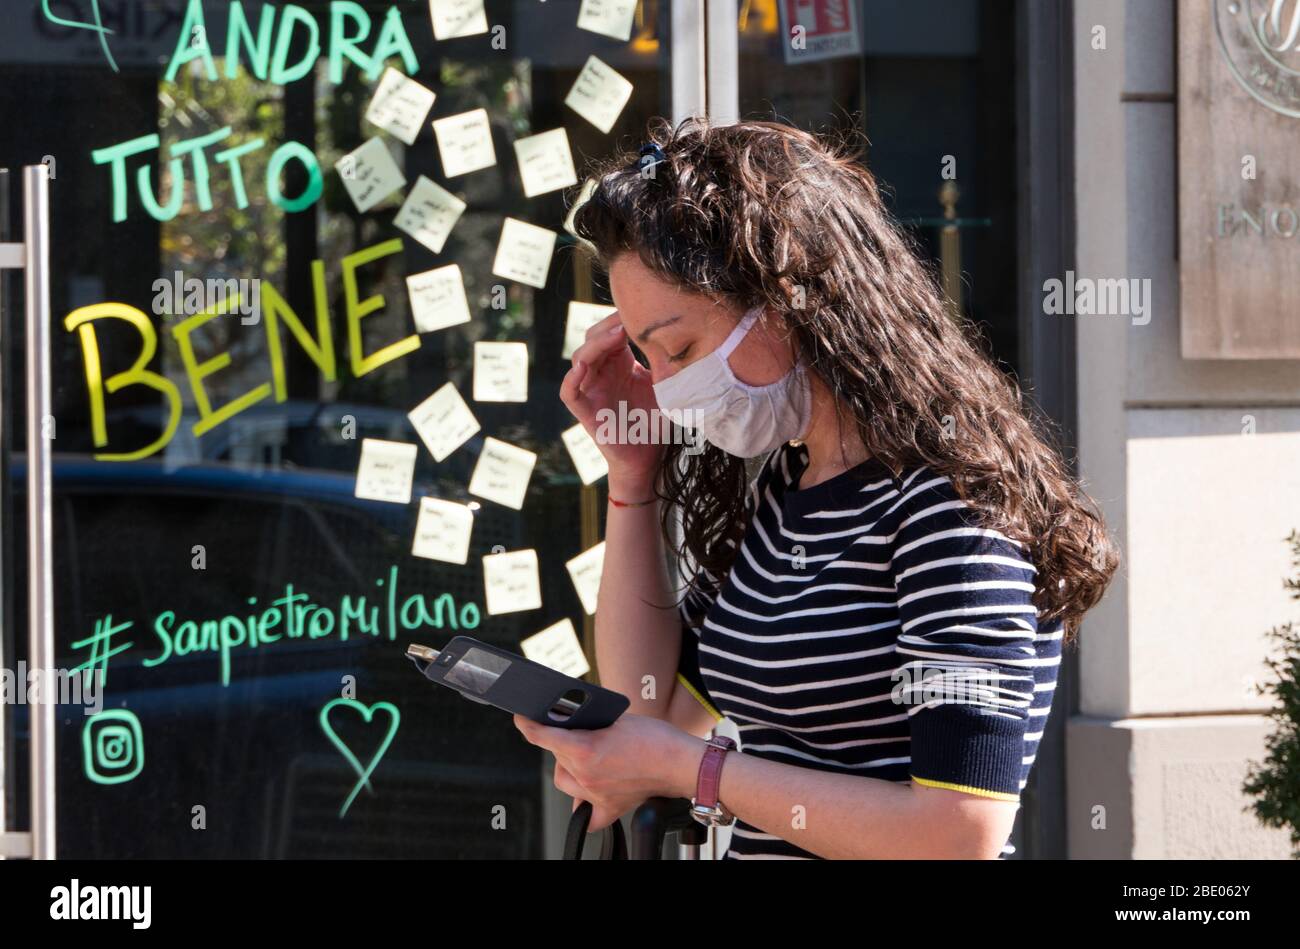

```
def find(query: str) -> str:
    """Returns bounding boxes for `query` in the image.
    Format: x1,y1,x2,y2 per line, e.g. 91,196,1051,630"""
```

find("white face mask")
653,303,812,459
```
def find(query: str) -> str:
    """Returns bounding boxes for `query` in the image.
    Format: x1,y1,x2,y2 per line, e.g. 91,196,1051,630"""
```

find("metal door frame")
1013,0,1076,861
0,164,56,860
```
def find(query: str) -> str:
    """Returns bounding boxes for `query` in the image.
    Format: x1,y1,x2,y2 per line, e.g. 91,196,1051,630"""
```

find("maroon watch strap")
695,736,736,807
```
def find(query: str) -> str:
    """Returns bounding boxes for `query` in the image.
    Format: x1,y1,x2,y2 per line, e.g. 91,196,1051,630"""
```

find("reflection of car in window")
10,448,541,857
88,398,503,497
99,399,427,469
12,444,529,647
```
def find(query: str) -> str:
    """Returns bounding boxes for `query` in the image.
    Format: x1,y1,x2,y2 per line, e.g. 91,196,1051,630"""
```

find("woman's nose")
648,360,678,387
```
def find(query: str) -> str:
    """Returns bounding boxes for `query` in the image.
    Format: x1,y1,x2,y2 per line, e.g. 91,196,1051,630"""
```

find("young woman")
512,116,1119,860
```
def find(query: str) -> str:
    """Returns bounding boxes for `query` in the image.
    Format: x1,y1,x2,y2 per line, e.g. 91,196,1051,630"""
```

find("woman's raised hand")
559,311,664,494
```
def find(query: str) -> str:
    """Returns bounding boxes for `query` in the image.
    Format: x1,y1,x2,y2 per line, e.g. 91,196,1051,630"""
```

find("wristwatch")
689,735,737,827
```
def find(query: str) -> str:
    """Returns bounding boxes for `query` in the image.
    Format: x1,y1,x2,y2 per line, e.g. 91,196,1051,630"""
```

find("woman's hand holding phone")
559,311,664,497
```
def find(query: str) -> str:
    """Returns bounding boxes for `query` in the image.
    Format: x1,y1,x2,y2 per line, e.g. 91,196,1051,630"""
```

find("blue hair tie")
637,141,667,174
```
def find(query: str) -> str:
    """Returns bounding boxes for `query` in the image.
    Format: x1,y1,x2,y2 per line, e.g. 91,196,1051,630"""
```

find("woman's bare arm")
656,739,1020,859
593,490,687,722
560,314,717,739
664,672,720,738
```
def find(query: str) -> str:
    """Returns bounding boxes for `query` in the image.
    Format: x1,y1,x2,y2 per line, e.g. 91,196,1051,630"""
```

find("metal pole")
0,167,9,854
672,0,707,124
24,164,55,860
706,0,740,126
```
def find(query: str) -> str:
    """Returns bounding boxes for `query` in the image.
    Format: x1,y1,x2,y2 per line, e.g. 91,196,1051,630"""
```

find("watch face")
690,800,735,827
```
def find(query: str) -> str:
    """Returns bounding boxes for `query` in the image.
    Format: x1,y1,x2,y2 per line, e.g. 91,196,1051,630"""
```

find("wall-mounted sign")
779,0,862,65
1179,0,1300,358
1214,0,1300,117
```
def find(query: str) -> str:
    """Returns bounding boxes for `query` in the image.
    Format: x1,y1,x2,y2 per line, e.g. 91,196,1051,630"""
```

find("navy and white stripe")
676,442,1063,859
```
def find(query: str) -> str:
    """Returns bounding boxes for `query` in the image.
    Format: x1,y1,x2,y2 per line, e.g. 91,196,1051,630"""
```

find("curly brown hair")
568,115,1118,645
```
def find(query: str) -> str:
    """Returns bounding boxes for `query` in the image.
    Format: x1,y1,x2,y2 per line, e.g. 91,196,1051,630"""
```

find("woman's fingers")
559,362,597,424
584,310,623,343
582,335,636,399
554,761,585,804
570,318,629,370
559,360,588,405
565,320,635,407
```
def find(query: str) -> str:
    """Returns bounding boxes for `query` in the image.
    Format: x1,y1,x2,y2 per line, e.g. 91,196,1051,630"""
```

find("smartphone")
407,636,629,730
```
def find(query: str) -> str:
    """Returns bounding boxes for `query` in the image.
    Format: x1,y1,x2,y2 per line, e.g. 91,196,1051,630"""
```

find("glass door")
1,0,694,858
718,0,1022,375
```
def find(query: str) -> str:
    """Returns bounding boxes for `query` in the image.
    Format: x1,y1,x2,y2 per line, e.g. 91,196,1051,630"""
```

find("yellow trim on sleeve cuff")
910,774,1021,802
676,672,724,723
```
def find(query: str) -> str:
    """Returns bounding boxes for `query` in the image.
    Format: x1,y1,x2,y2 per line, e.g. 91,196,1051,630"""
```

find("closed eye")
668,344,692,364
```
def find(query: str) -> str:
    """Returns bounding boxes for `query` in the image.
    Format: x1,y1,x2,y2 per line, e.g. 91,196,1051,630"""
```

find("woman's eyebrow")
636,315,681,344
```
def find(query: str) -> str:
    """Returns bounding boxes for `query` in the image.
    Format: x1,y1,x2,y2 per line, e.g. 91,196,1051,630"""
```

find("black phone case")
414,635,629,730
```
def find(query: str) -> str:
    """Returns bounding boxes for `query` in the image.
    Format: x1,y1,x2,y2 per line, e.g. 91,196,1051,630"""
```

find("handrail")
17,165,55,860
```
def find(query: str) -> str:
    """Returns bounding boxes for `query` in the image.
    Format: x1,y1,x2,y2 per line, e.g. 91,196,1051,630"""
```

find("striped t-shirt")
674,441,1063,859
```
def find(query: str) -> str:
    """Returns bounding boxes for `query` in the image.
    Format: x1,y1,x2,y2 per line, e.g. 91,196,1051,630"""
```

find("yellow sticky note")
492,217,557,289
473,341,529,402
563,301,618,358
430,0,489,39
565,541,605,616
433,108,497,177
412,496,474,564
408,382,480,462
483,548,542,615
577,0,637,41
468,436,536,510
365,67,436,145
561,423,608,485
521,619,590,678
513,127,579,198
407,263,472,333
565,56,634,134
355,438,417,504
335,137,406,213
395,175,466,254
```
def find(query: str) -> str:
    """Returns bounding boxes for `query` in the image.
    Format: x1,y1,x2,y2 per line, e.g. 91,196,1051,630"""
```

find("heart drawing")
318,698,401,819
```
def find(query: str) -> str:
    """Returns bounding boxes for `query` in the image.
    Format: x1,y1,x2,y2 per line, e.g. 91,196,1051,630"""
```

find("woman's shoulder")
885,464,1037,568
885,463,1070,629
